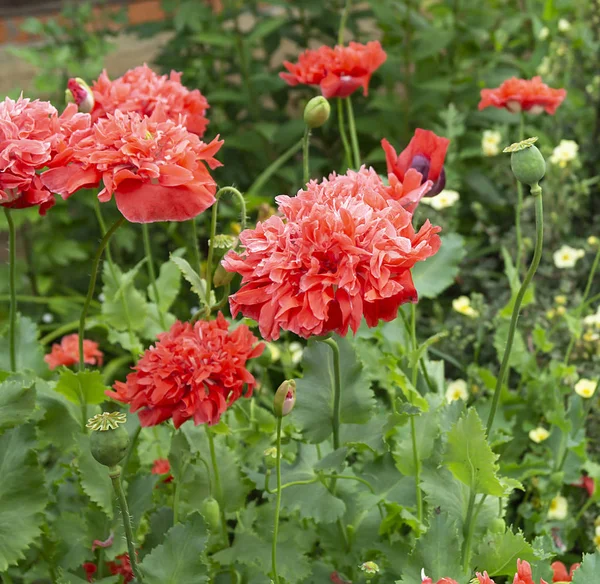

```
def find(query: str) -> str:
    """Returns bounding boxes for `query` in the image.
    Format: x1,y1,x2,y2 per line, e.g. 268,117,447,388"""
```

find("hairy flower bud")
504,137,546,187
66,78,95,113
214,263,235,287
304,96,331,128
200,497,221,531
273,379,296,417
88,412,129,468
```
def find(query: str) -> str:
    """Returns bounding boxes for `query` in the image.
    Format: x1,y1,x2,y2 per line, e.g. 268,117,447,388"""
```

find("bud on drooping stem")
304,96,331,129
87,412,130,468
273,379,296,417
213,263,235,287
504,137,546,189
66,78,95,113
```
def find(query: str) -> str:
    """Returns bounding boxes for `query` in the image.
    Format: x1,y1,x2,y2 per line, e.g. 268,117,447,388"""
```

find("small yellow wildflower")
548,495,568,520
575,378,597,399
529,427,550,443
452,296,479,318
554,295,567,305
445,379,469,404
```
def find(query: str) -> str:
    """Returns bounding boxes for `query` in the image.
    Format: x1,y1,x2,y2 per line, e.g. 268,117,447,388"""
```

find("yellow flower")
546,309,556,319
445,379,469,404
553,245,585,269
529,427,550,443
482,130,502,157
550,140,579,168
575,378,597,399
594,533,600,551
588,235,599,247
419,189,460,210
548,495,568,520
583,330,600,343
452,296,479,318
554,295,567,305
556,306,566,316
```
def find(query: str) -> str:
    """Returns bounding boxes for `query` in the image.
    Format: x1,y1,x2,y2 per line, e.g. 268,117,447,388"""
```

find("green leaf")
53,512,90,570
386,361,429,412
0,425,48,571
170,255,212,306
473,529,536,577
572,553,600,583
77,437,114,518
0,314,46,375
294,336,375,443
412,233,465,299
444,408,505,496
0,377,36,431
246,17,288,44
139,513,209,584
54,369,109,406
148,249,184,312
499,247,535,317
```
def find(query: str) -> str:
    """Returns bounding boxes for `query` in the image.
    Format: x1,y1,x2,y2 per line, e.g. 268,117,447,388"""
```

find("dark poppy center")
409,154,431,181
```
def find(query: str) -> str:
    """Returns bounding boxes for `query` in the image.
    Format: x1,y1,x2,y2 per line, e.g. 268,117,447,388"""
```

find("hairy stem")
271,417,283,584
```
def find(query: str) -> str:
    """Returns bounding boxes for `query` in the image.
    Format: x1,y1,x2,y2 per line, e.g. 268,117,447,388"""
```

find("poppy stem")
515,112,525,275
337,0,352,45
246,140,303,197
346,97,361,169
271,416,283,584
337,98,353,170
109,466,144,583
302,126,311,184
205,425,229,549
3,208,17,371
142,223,166,329
486,186,544,437
78,216,126,372
190,217,202,276
409,304,423,523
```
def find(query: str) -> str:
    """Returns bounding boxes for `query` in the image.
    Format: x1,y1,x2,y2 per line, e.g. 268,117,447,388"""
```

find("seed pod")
200,497,221,531
273,380,296,417
87,412,130,468
303,96,331,129
504,137,546,187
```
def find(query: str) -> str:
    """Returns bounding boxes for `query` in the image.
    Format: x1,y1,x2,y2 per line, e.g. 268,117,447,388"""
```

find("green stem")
120,425,142,481
109,466,144,583
247,140,303,197
2,572,13,584
205,425,229,548
302,126,311,184
486,186,544,436
565,244,600,364
142,224,166,329
346,97,361,169
322,338,342,452
173,460,187,526
190,218,202,276
515,113,525,275
79,216,126,372
271,417,283,584
40,319,81,345
462,489,477,571
337,98,353,169
337,0,352,44
575,497,594,522
3,208,17,372
409,304,423,522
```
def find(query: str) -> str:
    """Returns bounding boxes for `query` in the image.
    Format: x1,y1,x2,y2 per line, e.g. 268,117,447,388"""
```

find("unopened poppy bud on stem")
214,263,235,287
66,77,95,113
273,379,296,417
87,412,130,468
304,96,331,128
503,137,546,189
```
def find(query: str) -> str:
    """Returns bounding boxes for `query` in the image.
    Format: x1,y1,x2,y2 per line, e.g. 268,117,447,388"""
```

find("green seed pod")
87,412,130,468
504,138,546,187
273,379,296,418
200,497,221,531
489,517,506,534
303,96,331,129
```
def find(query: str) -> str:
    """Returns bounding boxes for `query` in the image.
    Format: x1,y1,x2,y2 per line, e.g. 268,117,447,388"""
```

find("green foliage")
572,553,600,582
0,376,36,430
474,530,536,577
54,369,109,406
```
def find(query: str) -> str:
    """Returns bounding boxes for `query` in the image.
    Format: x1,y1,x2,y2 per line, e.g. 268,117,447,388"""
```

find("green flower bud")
489,517,506,534
303,96,331,129
214,263,235,287
264,446,278,469
87,412,130,468
504,137,546,187
200,496,221,531
273,380,296,417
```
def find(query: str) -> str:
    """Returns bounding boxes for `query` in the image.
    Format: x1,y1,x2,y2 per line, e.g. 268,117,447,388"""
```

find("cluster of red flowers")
222,165,441,341
84,553,134,583
280,41,387,98
44,333,104,370
68,64,210,136
106,313,264,427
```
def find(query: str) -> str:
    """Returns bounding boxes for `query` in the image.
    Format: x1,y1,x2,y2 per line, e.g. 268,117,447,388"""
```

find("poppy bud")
200,496,221,531
214,263,235,287
304,96,331,129
489,517,506,534
264,446,278,469
273,379,296,417
87,412,129,468
66,78,95,113
504,137,546,188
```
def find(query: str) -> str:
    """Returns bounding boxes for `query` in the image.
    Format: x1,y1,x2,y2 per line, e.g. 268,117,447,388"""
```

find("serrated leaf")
313,447,348,473
170,256,212,306
473,529,536,577
0,377,36,431
77,438,114,518
0,425,48,571
139,513,209,584
294,336,375,443
444,408,506,496
54,369,109,406
148,249,184,312
412,233,465,299
572,552,600,583
54,512,90,570
0,314,46,375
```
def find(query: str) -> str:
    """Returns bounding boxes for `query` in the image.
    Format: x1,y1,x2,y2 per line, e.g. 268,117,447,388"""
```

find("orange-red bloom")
108,554,134,583
222,167,441,341
551,561,580,582
571,475,595,497
280,41,387,98
477,573,496,584
44,334,104,370
41,110,223,223
478,76,566,115
421,578,459,584
0,97,90,214
107,314,264,428
151,458,173,483
68,64,210,136
514,560,549,584
382,129,450,202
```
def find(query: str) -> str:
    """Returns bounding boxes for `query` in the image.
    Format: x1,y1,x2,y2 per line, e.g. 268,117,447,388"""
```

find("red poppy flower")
44,333,104,370
106,314,264,428
478,76,566,115
151,458,173,483
222,167,441,341
551,561,580,582
41,109,223,223
0,97,91,214
382,129,450,200
91,533,114,551
68,64,210,136
514,559,549,584
422,578,459,584
477,573,496,584
107,553,134,583
280,41,387,98
83,562,97,582
571,475,595,497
